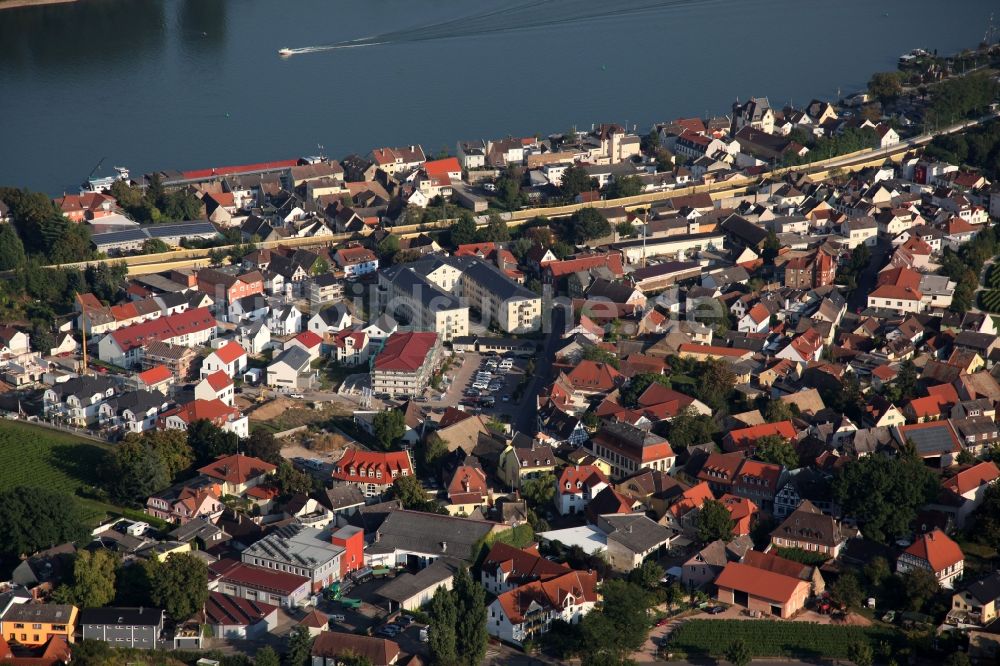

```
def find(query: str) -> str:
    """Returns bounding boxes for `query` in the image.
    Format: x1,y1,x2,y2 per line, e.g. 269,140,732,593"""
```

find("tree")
124,429,192,480
666,407,718,448
372,410,406,450
520,473,556,509
869,71,903,102
207,248,228,266
560,165,596,199
428,586,458,666
755,435,799,469
832,454,939,544
580,580,651,666
615,221,635,238
581,345,620,369
944,652,972,666
640,129,661,155
725,638,752,666
848,641,874,666
762,230,781,263
391,475,440,513
64,550,117,608
103,439,170,504
284,625,314,666
276,461,313,496
0,487,89,558
0,223,26,270
149,553,209,622
627,560,664,590
864,556,891,588
187,419,238,464
420,433,449,474
254,646,281,666
697,499,735,543
310,257,330,276
972,485,1000,549
830,571,864,610
884,359,919,404
478,213,510,243
141,238,170,254
377,235,401,263
161,189,204,221
568,208,612,243
692,358,737,413
607,175,642,199
243,429,282,464
453,567,488,666
450,213,478,247
901,567,940,612
763,399,794,423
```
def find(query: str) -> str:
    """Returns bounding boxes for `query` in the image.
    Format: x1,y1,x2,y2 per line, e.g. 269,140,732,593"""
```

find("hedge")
666,620,900,660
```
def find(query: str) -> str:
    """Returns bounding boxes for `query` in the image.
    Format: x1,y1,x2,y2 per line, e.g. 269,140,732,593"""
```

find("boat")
278,48,294,56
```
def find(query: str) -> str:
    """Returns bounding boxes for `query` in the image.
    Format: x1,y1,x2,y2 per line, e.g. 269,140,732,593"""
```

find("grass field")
0,420,122,524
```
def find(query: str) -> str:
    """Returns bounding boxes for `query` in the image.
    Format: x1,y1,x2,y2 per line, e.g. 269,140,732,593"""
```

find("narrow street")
513,304,567,434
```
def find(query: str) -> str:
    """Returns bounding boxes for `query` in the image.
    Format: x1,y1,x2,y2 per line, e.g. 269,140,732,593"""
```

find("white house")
161,399,249,438
361,314,398,345
237,321,271,356
268,305,303,337
43,375,117,426
736,303,771,334
195,370,236,406
332,329,370,367
555,465,609,516
97,390,169,433
308,304,352,336
266,346,316,390
487,570,599,646
284,331,323,363
201,341,249,379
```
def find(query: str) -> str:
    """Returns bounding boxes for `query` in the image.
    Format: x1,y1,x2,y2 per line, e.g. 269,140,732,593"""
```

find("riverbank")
0,0,76,10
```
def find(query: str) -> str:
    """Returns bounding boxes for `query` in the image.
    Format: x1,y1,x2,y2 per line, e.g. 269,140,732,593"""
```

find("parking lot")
314,572,429,658
372,351,530,423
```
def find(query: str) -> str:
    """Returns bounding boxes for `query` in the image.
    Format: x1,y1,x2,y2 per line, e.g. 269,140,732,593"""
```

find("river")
0,0,993,193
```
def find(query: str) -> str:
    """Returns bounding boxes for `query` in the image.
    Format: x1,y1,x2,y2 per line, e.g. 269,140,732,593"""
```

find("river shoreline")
0,0,76,11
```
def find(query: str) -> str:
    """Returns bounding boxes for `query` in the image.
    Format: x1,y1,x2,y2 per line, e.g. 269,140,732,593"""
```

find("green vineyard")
980,290,1000,312
666,620,900,660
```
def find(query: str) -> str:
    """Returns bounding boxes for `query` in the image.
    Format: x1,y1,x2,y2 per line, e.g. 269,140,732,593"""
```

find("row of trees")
925,117,1000,178
426,567,488,666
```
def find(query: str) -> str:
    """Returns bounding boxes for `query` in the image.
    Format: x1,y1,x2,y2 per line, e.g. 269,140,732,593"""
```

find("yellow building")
498,439,556,490
1,604,78,646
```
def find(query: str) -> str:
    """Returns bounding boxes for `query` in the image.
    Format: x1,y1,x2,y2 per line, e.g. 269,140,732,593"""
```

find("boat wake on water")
279,0,723,56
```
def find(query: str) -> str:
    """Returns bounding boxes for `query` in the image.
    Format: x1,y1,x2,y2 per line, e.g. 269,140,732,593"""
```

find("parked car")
706,606,725,615
397,615,414,627
329,614,346,623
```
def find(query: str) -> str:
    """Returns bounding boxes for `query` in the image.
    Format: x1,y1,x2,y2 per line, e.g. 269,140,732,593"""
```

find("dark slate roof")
79,606,164,627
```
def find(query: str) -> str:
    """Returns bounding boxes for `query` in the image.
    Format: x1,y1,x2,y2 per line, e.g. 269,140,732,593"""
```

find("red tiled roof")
312,631,401,666
903,529,963,572
483,543,568,581
332,449,413,485
161,398,242,428
204,591,277,627
747,302,771,324
337,246,378,264
424,157,461,180
546,253,624,278
566,360,624,392
204,370,233,392
943,462,1000,496
213,341,247,365
180,158,299,181
293,330,323,349
678,344,751,358
557,464,609,492
198,453,276,484
495,570,598,624
373,332,438,372
726,421,797,451
110,307,216,354
669,481,715,518
137,364,172,386
210,559,309,595
715,561,805,604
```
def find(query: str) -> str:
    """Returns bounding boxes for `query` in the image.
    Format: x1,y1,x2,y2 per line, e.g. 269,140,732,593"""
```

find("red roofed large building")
867,266,924,314
487,569,599,646
371,332,440,398
564,360,625,396
635,383,711,420
134,364,174,394
55,191,116,222
331,449,414,498
98,307,217,368
161,398,249,438
940,462,1000,527
588,422,675,479
196,268,264,307
723,420,797,454
209,559,312,608
195,370,235,406
369,144,426,175
197,453,276,496
422,157,462,187
543,253,625,285
897,528,964,588
714,561,811,618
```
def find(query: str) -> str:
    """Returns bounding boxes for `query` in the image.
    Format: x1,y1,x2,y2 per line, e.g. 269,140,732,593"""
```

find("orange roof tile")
213,341,248,365
198,453,276,485
903,529,963,572
942,461,1000,496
